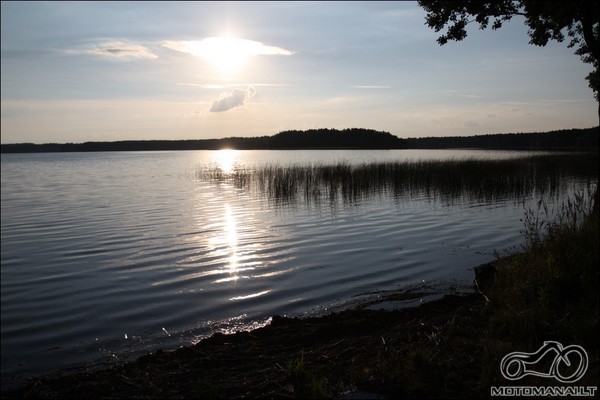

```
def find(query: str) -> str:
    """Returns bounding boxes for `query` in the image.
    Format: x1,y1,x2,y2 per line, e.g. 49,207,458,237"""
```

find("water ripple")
2,150,595,388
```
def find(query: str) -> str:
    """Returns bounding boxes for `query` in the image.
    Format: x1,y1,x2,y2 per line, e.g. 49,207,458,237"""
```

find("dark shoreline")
2,247,599,399
1,127,597,153
1,262,496,399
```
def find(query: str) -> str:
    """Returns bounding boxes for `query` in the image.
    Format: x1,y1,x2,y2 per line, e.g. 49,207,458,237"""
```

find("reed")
475,187,600,390
197,153,598,205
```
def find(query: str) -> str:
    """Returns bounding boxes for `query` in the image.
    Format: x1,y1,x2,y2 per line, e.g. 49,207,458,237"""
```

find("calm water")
0,149,593,387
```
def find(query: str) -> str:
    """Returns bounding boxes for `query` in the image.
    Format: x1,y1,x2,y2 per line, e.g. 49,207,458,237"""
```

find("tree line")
1,127,598,153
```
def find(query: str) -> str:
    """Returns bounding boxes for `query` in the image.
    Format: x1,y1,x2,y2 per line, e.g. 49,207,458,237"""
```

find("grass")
286,351,329,398
479,188,599,388
197,153,598,206
358,188,599,397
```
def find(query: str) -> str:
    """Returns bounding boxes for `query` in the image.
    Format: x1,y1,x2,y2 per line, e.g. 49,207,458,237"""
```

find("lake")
1,149,596,388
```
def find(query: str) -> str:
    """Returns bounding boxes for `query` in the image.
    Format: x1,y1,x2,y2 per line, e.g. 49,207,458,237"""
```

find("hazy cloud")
66,41,158,60
162,37,293,58
209,86,256,112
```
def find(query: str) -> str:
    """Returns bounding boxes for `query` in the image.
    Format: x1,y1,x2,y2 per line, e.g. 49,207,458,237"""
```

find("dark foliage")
1,127,598,153
403,127,599,149
418,0,600,103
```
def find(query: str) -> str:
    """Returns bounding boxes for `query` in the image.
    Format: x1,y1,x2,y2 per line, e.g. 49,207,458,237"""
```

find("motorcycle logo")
500,341,588,383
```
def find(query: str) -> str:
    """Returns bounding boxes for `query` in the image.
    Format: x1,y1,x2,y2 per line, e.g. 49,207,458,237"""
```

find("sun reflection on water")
214,149,238,174
224,203,239,280
190,170,292,303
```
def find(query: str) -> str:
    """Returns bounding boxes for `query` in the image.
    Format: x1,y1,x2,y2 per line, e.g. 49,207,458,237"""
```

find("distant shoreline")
1,127,598,153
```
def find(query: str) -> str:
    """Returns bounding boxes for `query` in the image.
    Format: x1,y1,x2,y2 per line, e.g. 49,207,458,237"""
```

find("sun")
162,36,293,78
189,37,251,77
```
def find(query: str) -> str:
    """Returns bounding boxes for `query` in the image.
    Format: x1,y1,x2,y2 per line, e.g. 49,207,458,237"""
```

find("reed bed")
197,153,598,206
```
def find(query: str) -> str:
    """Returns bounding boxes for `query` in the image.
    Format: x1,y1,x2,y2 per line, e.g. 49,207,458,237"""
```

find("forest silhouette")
1,127,598,153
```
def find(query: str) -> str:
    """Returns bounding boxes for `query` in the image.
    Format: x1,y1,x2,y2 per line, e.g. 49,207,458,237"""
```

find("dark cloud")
65,41,158,60
209,86,256,112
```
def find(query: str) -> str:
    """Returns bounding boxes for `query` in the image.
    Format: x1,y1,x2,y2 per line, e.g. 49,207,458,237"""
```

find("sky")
1,1,598,144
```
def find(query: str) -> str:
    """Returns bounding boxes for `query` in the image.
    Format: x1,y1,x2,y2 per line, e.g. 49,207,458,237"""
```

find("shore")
2,251,599,399
0,262,506,399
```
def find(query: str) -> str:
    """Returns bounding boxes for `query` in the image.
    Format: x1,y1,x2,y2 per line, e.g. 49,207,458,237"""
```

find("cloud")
66,41,158,60
209,86,256,112
162,37,293,58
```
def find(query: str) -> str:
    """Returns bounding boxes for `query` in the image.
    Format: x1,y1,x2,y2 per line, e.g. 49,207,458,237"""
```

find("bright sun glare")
190,37,253,76
214,148,237,174
162,36,293,77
